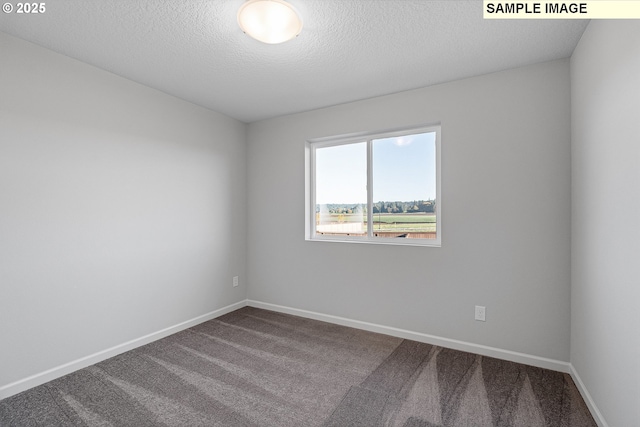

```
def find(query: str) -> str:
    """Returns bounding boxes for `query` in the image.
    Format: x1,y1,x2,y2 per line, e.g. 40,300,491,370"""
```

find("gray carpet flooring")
0,307,597,426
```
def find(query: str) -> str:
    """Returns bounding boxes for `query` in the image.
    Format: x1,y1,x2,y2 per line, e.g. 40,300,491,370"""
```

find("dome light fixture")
237,0,303,44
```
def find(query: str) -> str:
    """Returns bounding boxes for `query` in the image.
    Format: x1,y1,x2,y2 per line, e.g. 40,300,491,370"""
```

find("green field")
317,213,436,233
372,213,436,224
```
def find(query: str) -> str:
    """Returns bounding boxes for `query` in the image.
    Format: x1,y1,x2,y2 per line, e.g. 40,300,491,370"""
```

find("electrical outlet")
475,305,486,322
233,276,239,287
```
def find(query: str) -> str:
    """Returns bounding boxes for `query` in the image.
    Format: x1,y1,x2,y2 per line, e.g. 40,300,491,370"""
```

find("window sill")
305,236,441,247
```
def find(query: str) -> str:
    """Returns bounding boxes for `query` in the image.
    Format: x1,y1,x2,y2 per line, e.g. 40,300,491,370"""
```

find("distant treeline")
317,200,436,214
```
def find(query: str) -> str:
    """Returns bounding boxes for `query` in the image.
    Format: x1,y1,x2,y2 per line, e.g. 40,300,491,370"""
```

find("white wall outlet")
475,305,486,322
233,276,239,287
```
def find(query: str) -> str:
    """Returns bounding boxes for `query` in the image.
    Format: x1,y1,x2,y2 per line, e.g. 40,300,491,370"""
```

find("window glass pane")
315,142,367,236
372,132,437,239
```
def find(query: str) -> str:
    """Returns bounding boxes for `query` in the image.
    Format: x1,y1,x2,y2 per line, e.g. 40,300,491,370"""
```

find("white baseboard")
0,300,247,400
570,365,609,427
247,300,610,425
246,299,571,373
2,298,607,427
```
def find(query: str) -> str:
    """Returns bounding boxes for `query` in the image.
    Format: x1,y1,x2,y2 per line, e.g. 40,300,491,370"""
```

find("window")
306,125,441,246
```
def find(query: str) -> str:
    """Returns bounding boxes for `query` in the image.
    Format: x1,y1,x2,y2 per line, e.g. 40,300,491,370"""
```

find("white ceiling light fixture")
237,0,303,44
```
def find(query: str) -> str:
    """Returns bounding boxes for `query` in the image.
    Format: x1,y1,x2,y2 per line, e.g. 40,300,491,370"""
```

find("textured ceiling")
0,1,589,123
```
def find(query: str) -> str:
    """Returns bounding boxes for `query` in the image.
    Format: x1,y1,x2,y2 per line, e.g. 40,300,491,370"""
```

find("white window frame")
305,124,441,247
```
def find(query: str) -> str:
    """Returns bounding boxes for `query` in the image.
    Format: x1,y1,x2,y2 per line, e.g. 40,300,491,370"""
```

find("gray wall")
247,59,572,361
0,32,247,389
571,21,640,427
